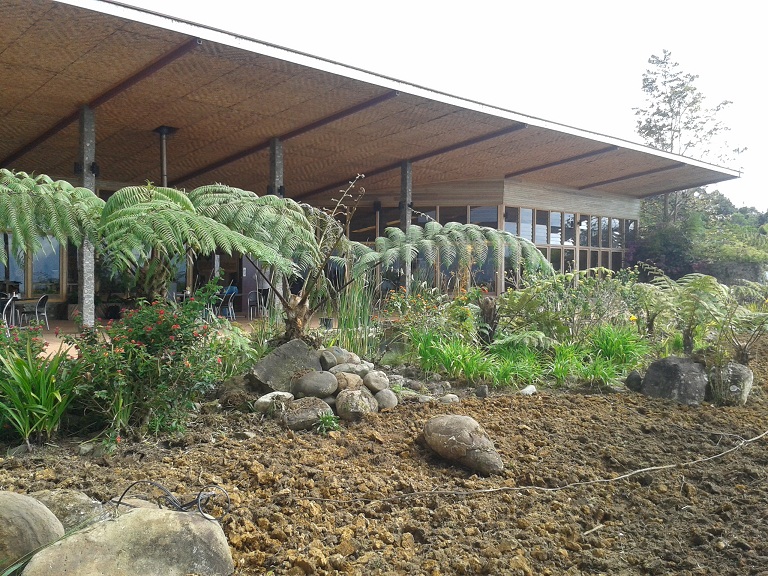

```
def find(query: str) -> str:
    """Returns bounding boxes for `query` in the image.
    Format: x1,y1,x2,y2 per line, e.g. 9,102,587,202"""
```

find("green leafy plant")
0,345,80,449
314,412,340,435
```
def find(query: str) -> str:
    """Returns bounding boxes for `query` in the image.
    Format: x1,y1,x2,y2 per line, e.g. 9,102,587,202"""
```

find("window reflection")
32,237,60,295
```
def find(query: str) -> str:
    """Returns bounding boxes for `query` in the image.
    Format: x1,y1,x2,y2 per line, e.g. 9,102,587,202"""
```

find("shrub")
66,282,230,435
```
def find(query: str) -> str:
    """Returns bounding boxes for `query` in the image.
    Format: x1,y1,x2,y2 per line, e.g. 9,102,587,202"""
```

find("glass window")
550,248,562,272
550,212,562,245
590,216,599,247
534,210,549,245
504,207,519,236
600,217,610,248
519,208,533,242
579,249,588,271
564,249,575,273
32,237,60,296
625,220,638,245
611,218,623,249
439,206,467,225
591,250,600,268
469,206,498,228
601,251,610,269
563,213,575,246
0,234,25,295
578,215,590,246
472,258,497,293
611,251,623,272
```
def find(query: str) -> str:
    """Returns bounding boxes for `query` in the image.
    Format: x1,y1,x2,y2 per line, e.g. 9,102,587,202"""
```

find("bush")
66,282,231,435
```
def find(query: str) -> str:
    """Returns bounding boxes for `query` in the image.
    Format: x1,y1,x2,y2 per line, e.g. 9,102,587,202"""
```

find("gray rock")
323,395,337,408
318,350,337,371
625,370,643,392
708,362,753,406
417,395,435,403
374,389,399,410
29,489,104,531
0,491,64,572
330,363,370,377
438,393,460,403
249,339,322,392
336,387,378,422
251,391,294,415
20,508,234,576
327,346,356,365
519,385,537,396
335,372,363,392
361,360,374,371
282,397,333,431
641,356,708,406
363,370,390,393
291,371,338,399
423,415,504,476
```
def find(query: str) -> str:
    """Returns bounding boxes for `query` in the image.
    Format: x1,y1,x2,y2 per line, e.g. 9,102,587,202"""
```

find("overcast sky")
121,0,764,210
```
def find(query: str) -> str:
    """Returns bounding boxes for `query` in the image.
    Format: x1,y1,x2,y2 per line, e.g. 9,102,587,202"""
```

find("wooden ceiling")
0,0,739,206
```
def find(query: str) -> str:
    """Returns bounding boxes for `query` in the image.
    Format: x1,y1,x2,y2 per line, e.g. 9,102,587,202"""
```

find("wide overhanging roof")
1,0,740,205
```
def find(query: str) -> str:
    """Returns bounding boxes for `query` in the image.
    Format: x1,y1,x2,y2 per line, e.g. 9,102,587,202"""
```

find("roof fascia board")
56,0,741,181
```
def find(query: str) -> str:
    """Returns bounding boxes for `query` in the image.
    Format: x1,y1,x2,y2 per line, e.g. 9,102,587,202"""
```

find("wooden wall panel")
504,178,641,219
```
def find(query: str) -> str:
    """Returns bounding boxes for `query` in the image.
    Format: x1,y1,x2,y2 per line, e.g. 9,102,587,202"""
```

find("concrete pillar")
78,105,96,328
269,137,284,196
399,160,412,292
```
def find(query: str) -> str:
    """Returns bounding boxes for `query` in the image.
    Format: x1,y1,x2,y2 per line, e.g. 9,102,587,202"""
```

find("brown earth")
2,346,768,575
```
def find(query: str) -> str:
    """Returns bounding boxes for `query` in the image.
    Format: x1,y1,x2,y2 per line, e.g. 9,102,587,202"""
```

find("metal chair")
19,294,50,329
2,297,14,337
247,290,259,320
218,291,236,319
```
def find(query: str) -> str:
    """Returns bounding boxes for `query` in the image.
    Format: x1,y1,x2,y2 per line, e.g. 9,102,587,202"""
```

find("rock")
363,370,390,393
249,339,322,393
282,397,333,431
423,415,504,476
475,385,489,398
336,387,378,422
330,363,370,378
438,394,460,403
519,385,537,396
318,350,337,371
29,489,104,531
232,430,256,440
625,370,643,392
323,395,336,408
335,372,363,392
327,346,357,365
20,508,234,576
0,491,64,572
708,362,753,406
251,391,294,415
374,389,398,410
292,371,338,399
218,377,257,411
641,356,708,406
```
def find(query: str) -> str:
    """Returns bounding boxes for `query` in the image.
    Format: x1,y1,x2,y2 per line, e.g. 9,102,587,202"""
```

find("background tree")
634,49,741,225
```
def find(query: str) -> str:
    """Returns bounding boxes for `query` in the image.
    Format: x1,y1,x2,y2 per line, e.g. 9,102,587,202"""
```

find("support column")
399,160,412,293
269,137,284,196
79,105,96,328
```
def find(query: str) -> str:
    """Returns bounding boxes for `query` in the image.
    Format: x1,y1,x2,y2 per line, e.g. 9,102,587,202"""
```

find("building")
0,0,739,312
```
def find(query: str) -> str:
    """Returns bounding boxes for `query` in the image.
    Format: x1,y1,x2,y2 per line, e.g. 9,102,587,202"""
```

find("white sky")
122,0,765,210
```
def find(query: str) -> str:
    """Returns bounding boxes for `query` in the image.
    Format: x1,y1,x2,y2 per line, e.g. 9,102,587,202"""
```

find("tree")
634,49,741,224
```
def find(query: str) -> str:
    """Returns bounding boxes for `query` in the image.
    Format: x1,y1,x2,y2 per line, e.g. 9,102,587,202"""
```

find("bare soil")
2,346,768,575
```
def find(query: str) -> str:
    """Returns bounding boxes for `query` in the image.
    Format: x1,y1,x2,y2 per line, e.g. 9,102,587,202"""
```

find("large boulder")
20,508,234,576
423,415,504,476
282,397,333,431
29,489,104,531
708,362,753,406
0,491,64,572
336,387,378,422
251,391,294,415
248,339,322,392
374,388,399,410
291,371,338,399
641,356,708,406
330,363,370,378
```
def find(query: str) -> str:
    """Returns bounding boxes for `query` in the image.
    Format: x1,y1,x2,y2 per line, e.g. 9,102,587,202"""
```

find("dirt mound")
2,358,768,575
